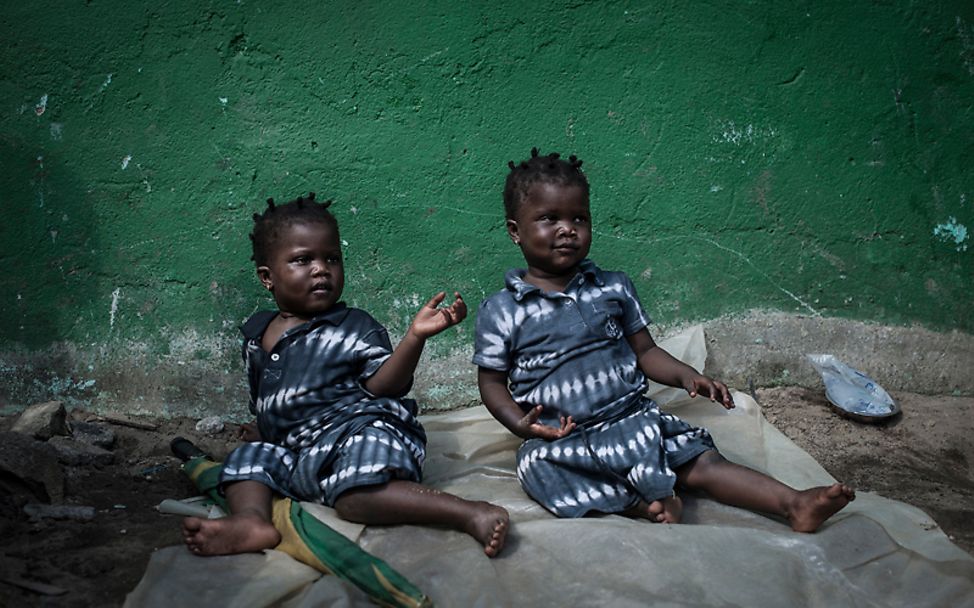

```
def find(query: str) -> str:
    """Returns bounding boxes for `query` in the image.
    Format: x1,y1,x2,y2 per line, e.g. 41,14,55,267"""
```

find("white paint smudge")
35,94,48,116
121,154,132,170
219,97,228,106
100,73,113,92
50,122,64,140
709,185,723,193
933,216,969,252
713,120,776,146
109,288,121,327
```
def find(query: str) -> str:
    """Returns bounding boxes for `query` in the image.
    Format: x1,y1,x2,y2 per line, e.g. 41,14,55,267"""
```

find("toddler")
183,193,508,557
474,149,854,529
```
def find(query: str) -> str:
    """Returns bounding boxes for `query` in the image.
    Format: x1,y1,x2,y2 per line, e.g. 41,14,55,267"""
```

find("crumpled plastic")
806,354,899,421
127,329,972,608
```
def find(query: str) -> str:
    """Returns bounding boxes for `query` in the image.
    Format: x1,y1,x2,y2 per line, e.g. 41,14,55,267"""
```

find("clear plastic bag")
806,354,899,422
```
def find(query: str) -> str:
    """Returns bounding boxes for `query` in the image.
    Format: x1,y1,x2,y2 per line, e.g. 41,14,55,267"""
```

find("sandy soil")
0,388,972,607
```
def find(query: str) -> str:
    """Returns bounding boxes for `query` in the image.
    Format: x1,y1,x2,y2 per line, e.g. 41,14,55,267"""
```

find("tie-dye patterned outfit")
473,260,716,517
219,303,427,505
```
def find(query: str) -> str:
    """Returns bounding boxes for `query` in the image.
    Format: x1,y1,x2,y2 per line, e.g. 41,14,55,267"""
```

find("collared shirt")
240,302,419,448
473,259,652,425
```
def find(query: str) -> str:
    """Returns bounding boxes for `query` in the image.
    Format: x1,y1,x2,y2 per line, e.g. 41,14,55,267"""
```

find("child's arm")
478,368,576,440
364,292,466,397
626,328,735,409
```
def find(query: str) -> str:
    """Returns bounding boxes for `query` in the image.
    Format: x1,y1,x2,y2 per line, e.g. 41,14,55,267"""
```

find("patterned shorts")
220,417,426,506
516,403,715,517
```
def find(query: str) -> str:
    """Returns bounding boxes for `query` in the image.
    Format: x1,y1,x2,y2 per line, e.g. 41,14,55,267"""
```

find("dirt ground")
1,388,972,608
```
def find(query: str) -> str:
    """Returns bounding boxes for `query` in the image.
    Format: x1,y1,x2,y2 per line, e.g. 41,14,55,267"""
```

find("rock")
48,436,115,467
0,431,64,502
70,421,116,449
11,401,71,440
23,503,96,521
195,415,224,435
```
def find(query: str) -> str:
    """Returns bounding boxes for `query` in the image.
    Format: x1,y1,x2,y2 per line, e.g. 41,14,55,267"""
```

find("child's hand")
683,374,735,409
408,291,467,339
237,420,262,442
516,405,576,440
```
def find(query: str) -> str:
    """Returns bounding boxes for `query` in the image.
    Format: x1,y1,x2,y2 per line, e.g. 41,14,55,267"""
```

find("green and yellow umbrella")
174,439,432,608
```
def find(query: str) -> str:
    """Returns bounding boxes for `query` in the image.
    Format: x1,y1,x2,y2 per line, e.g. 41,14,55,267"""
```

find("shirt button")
270,353,280,361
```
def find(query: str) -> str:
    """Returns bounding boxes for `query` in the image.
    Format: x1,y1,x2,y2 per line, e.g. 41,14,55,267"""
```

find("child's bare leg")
182,480,281,555
677,450,855,532
334,480,509,557
622,494,682,524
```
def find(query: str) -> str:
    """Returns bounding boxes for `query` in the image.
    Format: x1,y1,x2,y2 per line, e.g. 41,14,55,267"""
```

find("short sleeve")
472,298,512,371
357,327,393,378
618,273,652,336
354,317,418,397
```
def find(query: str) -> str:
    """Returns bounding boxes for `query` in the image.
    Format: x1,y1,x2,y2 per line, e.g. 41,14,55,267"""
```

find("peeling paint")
110,288,121,327
933,217,970,252
34,93,48,116
713,120,776,146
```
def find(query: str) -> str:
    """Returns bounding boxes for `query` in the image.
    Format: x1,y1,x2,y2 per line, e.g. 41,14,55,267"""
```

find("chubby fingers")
438,291,467,326
687,376,736,409
521,404,544,425
715,380,735,409
425,291,447,309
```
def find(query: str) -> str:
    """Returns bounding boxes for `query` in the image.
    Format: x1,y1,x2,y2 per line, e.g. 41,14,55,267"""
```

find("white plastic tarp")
126,326,974,607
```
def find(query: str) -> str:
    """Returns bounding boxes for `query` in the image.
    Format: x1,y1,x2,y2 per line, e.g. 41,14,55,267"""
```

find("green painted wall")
1,2,972,412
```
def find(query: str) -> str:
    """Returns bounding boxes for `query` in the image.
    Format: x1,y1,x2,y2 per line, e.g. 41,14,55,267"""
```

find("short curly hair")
249,192,339,266
503,147,589,219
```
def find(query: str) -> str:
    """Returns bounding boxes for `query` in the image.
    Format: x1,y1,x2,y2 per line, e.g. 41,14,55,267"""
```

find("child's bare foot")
182,513,281,556
623,495,682,523
659,494,682,523
787,483,856,533
465,502,509,557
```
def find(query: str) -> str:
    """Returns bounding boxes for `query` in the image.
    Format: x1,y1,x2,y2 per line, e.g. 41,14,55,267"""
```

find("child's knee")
677,449,724,484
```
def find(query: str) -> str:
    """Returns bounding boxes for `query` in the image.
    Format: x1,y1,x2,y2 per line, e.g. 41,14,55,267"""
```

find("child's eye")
326,256,342,264
292,256,311,264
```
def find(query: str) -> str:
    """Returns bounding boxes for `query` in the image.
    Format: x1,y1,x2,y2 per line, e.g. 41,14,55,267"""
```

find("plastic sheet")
126,327,974,608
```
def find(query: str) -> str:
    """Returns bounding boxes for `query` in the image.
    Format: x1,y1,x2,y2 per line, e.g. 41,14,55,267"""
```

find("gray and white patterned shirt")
473,259,652,426
241,303,422,449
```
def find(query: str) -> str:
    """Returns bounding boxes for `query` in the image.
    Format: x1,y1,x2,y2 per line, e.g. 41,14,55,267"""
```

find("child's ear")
257,266,274,291
506,219,521,245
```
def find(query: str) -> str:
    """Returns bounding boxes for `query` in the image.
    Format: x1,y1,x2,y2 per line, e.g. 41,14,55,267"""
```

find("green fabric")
182,457,432,608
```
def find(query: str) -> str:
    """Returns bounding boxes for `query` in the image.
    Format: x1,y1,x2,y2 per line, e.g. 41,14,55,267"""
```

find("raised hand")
409,291,467,339
515,404,576,440
683,373,735,409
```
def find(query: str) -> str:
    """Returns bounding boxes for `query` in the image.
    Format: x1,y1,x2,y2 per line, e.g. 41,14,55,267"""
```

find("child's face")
257,221,344,319
506,182,591,282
